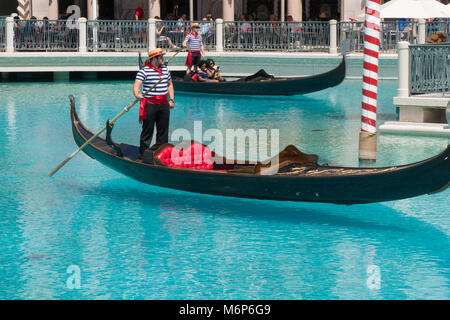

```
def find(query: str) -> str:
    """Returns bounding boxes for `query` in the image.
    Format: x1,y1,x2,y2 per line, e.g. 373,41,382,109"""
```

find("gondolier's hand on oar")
134,93,145,100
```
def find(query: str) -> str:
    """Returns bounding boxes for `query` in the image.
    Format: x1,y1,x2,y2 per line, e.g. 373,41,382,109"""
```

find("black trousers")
190,52,201,67
139,102,170,157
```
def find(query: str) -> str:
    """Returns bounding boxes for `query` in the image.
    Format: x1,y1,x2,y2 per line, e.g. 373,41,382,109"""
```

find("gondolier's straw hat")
148,48,164,59
191,23,200,28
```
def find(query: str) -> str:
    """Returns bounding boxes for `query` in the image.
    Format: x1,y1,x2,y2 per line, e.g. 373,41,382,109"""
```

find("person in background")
135,2,145,21
398,18,410,41
182,23,205,74
178,13,187,22
133,48,175,158
287,15,301,32
177,13,188,31
134,2,146,42
166,13,176,20
155,17,178,49
239,13,251,31
398,18,409,32
200,17,212,36
199,17,214,46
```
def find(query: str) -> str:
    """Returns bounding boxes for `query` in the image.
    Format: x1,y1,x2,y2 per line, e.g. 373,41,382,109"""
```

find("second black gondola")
139,54,346,96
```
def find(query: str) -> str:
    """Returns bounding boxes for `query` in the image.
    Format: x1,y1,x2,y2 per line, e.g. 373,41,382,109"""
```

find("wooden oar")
48,49,182,177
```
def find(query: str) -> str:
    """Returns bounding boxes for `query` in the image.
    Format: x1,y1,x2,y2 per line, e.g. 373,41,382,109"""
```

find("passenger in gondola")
133,48,175,159
205,59,224,81
182,23,205,75
191,61,219,82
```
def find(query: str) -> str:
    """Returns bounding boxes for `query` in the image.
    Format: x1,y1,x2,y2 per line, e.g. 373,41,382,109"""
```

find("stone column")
341,0,363,21
148,18,156,50
17,0,31,19
86,0,93,20
79,18,87,52
216,18,223,52
287,0,302,21
87,0,92,19
87,0,99,19
223,0,234,21
418,19,426,44
48,0,59,19
88,0,99,51
93,0,98,19
281,0,285,21
6,17,14,53
190,0,194,20
149,0,161,19
397,41,409,98
329,19,338,54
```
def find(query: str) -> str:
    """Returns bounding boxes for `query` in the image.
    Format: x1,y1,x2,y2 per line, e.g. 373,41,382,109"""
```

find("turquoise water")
0,79,449,300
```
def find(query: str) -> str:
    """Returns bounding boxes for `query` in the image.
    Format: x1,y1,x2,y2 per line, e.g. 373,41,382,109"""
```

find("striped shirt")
185,32,202,51
135,65,172,98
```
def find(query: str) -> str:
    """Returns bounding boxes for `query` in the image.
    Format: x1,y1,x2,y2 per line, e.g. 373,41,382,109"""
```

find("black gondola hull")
170,57,346,95
70,104,450,204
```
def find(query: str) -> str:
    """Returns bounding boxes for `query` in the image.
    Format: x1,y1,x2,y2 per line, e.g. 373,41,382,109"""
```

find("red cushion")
155,143,214,170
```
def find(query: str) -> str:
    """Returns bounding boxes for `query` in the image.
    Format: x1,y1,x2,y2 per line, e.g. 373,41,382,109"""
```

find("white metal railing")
338,21,364,52
409,44,450,95
87,20,148,51
0,18,5,51
3,19,445,54
223,21,329,51
380,21,418,52
13,19,79,51
338,21,419,53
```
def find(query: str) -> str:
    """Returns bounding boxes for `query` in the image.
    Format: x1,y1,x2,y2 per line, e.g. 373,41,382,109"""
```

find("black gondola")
70,97,450,204
139,54,346,96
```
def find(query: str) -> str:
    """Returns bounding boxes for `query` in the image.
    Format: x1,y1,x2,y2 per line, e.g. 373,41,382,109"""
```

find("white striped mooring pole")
359,0,381,162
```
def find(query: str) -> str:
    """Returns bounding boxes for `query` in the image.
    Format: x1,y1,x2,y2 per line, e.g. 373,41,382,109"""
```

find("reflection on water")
0,80,448,299
6,97,17,142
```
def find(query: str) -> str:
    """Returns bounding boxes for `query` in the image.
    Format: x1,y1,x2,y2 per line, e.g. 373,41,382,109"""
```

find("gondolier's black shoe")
141,149,155,164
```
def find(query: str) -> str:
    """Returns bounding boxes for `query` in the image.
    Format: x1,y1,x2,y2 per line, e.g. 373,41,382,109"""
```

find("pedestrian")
135,2,145,21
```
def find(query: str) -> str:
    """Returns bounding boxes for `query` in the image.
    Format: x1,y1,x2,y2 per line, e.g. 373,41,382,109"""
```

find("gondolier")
133,48,175,158
182,23,205,75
